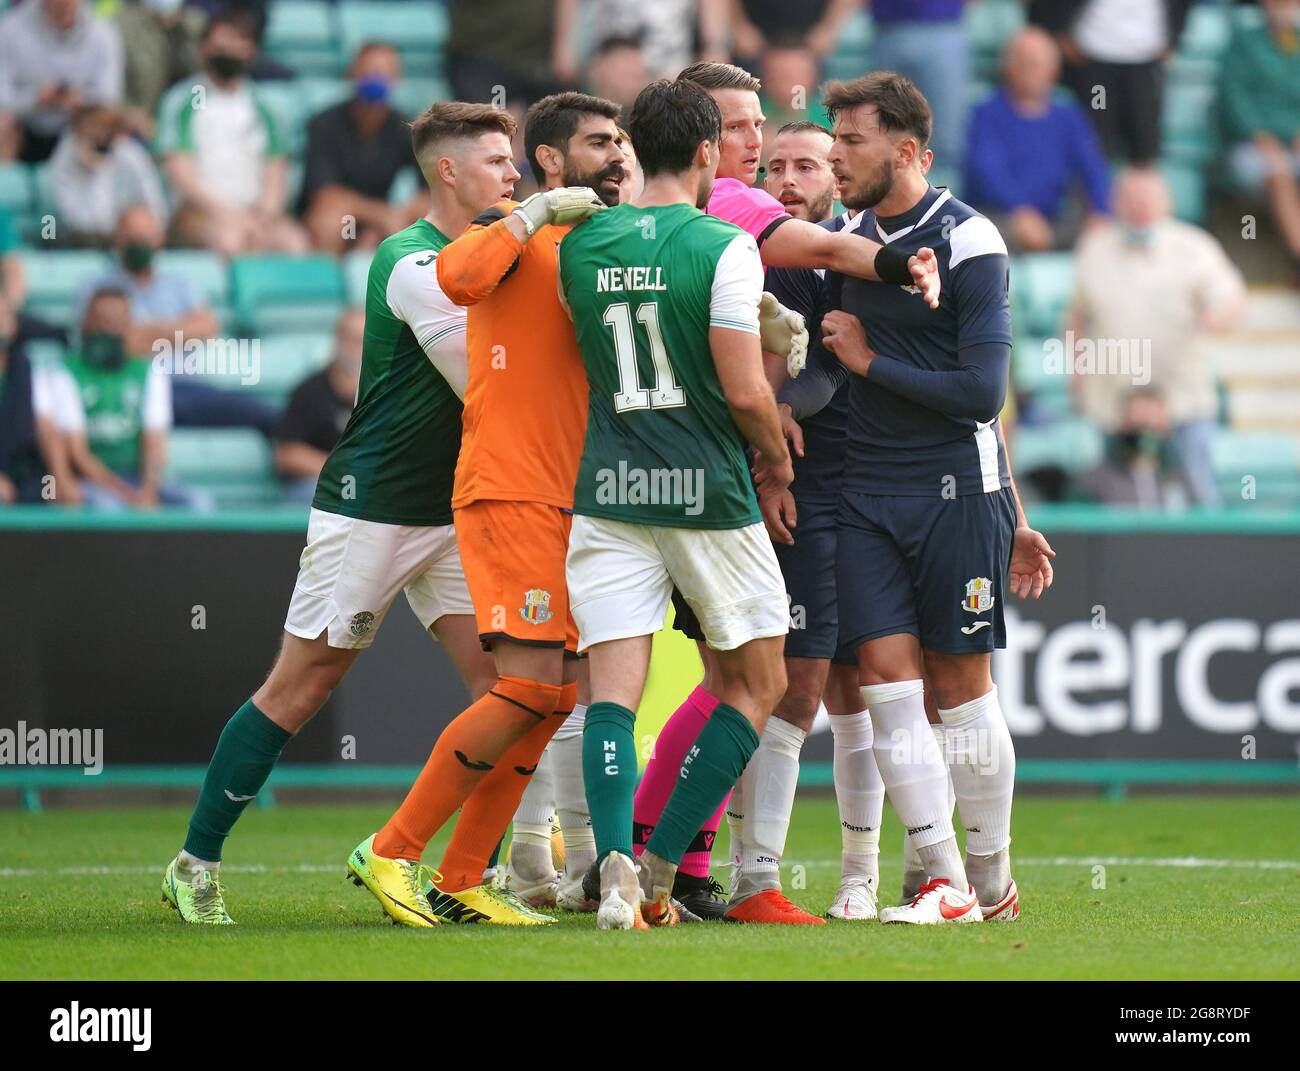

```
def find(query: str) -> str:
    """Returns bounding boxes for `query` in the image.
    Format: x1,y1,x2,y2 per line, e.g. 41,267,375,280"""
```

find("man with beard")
803,72,1055,924
405,93,627,914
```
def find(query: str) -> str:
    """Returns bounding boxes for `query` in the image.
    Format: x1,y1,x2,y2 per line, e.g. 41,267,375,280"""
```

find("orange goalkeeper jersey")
437,202,589,511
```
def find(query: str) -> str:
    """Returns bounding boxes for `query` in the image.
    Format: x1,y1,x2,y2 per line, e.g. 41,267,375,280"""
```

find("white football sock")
725,792,744,892
861,680,966,891
940,686,1015,901
830,709,883,890
176,850,219,877
551,703,595,879
736,715,806,900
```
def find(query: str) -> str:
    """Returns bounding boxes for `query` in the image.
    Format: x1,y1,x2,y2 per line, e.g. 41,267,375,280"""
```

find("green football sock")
582,702,638,862
646,703,759,866
183,699,292,862
487,837,503,872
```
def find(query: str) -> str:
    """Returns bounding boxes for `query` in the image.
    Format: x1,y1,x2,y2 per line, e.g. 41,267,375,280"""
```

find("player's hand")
131,485,161,510
909,247,941,309
821,310,874,375
0,472,16,505
760,487,798,545
778,402,804,459
512,187,606,235
758,292,808,377
1009,525,1056,599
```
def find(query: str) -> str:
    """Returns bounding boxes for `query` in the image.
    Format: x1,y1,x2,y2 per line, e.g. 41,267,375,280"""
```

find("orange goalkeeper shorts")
454,499,579,653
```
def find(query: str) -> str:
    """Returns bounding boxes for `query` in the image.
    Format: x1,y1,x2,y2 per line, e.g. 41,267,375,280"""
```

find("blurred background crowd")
0,0,1297,514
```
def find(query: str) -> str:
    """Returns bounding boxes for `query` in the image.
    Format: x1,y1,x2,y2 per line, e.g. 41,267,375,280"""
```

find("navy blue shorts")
774,494,856,664
836,487,1016,655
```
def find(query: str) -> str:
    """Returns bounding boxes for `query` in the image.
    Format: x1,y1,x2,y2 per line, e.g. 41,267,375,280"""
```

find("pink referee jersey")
707,176,792,246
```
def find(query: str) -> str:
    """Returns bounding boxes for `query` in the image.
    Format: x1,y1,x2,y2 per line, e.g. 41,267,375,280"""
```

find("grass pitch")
1,795,1297,980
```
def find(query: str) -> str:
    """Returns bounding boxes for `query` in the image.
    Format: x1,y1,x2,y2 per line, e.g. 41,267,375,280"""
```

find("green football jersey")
63,351,152,476
314,219,466,526
559,202,764,530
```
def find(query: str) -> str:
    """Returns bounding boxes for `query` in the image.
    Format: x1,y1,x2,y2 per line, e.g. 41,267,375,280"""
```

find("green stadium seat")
252,82,308,154
343,251,370,305
249,331,336,398
231,254,345,335
965,0,1024,80
23,338,66,371
337,2,448,76
0,164,32,217
1210,429,1300,507
1010,253,1074,337
264,1,340,76
1161,161,1207,224
298,77,352,117
393,77,452,119
1010,418,1104,475
17,249,112,327
835,9,873,53
165,428,281,507
155,250,228,306
1177,1,1233,59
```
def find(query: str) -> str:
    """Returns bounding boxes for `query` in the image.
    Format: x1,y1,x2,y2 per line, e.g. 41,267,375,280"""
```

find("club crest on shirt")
961,577,994,614
350,611,376,636
520,588,553,625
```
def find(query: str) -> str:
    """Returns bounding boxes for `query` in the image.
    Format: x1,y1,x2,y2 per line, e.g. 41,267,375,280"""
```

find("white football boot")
980,878,1020,922
878,878,982,925
826,877,879,921
596,851,645,931
503,840,559,908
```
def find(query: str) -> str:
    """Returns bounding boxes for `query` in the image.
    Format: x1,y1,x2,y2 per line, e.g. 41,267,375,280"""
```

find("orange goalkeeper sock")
437,680,577,891
373,676,563,861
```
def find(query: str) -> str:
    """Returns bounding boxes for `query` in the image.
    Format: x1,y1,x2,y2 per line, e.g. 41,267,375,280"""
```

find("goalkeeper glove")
512,187,606,236
758,291,809,378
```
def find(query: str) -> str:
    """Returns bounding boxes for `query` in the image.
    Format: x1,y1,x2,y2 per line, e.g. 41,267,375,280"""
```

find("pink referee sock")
633,684,728,877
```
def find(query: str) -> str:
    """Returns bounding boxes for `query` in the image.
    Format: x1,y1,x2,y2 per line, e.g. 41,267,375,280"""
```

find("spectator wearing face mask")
1067,168,1246,506
48,105,169,248
33,287,211,510
1078,388,1194,509
0,0,125,163
74,204,278,436
155,10,308,255
274,307,364,503
301,43,427,254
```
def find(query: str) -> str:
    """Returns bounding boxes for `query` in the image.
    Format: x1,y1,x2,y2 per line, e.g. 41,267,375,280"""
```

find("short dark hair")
202,9,260,44
524,92,621,184
410,101,518,170
87,286,130,308
776,120,832,139
823,71,932,149
628,79,721,178
677,61,761,94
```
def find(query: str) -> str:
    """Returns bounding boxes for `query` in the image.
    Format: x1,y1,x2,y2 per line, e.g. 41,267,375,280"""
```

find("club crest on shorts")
519,588,553,625
961,577,994,614
349,611,376,636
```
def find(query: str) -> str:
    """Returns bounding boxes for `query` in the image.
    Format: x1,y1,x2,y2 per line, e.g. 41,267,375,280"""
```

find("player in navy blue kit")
780,73,1056,925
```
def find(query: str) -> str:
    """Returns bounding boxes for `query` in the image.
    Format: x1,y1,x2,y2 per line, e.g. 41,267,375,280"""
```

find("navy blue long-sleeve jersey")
783,186,1014,497
766,213,851,498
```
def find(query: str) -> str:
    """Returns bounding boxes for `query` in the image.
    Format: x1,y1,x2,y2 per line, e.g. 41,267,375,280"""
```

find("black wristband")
874,244,913,286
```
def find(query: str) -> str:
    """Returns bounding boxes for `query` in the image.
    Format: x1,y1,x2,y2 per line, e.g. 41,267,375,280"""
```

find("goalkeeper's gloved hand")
758,291,809,378
512,187,606,236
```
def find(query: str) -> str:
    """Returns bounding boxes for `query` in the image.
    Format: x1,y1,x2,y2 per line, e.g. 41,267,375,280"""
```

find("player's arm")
760,218,941,308
436,189,604,306
388,253,469,398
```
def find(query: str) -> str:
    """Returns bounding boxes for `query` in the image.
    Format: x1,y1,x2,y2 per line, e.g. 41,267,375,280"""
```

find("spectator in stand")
0,291,76,505
869,0,969,167
556,0,731,83
115,0,204,141
1078,388,1195,510
758,38,831,156
33,287,210,510
1068,168,1246,507
0,206,26,311
0,0,125,164
449,0,564,104
1030,0,1192,164
1221,0,1300,277
75,205,277,437
48,106,169,248
274,308,363,503
965,27,1111,252
301,43,426,254
156,10,308,255
731,0,863,63
585,36,651,115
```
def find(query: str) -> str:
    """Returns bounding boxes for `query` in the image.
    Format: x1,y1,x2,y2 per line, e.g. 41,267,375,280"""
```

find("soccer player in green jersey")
558,78,795,930
161,102,580,927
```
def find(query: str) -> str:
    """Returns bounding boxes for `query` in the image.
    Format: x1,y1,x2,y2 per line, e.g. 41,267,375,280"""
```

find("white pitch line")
0,855,1297,879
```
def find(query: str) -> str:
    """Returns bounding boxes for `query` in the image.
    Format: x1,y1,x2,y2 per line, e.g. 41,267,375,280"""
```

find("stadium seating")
1211,428,1300,507
17,249,112,327
336,1,449,77
230,254,345,335
1010,253,1074,338
342,250,370,305
1009,417,1105,476
264,1,341,77
165,428,281,508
